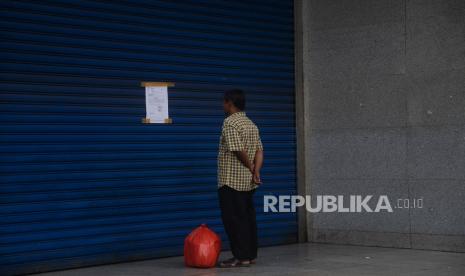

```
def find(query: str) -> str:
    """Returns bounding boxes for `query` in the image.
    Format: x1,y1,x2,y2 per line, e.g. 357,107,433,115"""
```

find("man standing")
217,89,264,268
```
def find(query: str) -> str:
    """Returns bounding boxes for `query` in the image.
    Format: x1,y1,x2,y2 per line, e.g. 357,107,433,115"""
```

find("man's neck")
228,109,242,116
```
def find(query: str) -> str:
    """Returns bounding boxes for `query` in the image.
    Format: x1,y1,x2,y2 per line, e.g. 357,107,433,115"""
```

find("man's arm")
252,149,263,184
233,151,254,173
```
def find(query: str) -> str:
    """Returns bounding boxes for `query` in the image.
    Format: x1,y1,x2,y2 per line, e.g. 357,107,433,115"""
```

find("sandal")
218,258,251,268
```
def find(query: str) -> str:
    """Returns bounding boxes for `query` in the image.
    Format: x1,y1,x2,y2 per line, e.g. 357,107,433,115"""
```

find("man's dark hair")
224,89,246,110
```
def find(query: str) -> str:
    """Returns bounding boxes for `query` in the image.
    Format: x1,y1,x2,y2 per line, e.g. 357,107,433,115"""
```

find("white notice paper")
145,86,169,123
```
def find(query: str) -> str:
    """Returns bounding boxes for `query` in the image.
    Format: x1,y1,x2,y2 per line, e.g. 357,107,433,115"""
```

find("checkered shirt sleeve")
223,124,244,152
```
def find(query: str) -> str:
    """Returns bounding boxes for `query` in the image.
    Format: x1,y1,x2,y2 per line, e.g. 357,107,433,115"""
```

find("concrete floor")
36,243,465,276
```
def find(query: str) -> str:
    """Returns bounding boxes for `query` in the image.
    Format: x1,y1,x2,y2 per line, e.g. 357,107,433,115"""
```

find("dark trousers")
218,185,258,261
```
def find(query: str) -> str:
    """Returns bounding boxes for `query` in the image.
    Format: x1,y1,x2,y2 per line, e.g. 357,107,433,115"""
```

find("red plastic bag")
184,224,222,268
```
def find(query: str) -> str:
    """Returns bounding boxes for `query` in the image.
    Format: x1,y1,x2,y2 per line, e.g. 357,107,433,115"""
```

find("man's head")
223,89,245,114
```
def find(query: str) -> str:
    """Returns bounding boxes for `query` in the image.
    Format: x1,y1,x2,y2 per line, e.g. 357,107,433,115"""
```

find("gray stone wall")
301,0,465,252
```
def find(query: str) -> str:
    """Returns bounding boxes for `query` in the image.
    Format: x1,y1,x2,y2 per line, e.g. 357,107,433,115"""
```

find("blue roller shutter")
0,0,296,274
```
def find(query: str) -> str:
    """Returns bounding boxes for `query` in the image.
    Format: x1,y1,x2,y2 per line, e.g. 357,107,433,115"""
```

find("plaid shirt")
218,111,263,191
